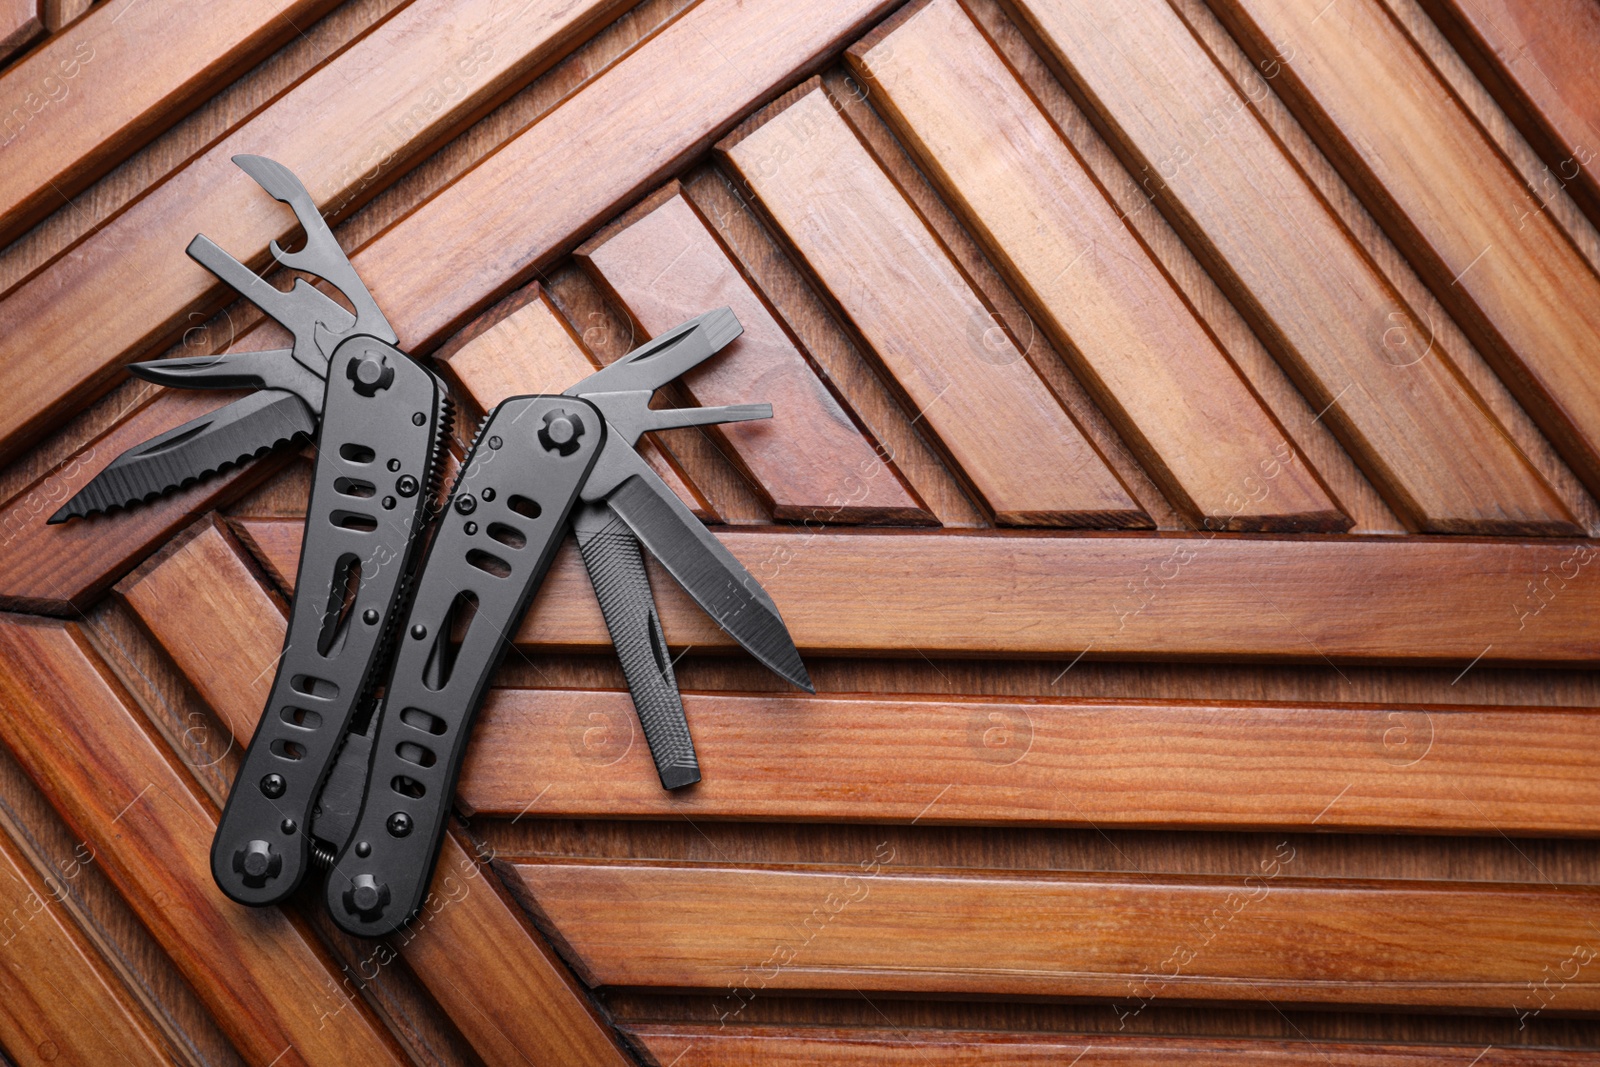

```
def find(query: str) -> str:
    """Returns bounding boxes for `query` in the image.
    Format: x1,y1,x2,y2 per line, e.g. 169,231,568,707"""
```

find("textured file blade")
603,455,812,693
574,502,699,789
49,390,313,522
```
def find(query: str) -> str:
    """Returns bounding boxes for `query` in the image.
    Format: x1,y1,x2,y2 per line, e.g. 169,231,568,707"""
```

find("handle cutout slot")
331,511,377,532
507,494,541,520
487,522,526,550
339,443,376,463
422,591,478,691
466,548,511,579
334,477,376,499
271,738,306,760
396,741,437,768
400,707,447,736
316,554,362,657
291,675,339,700
280,706,323,730
392,775,426,799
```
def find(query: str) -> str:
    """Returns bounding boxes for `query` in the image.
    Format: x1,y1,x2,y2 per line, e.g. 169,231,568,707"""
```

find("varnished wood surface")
721,82,1146,528
517,858,1600,1010
629,1026,1600,1065
0,0,631,463
0,1,39,65
848,0,1344,533
0,0,1598,1059
0,615,409,1066
460,688,1600,836
1420,0,1600,230
116,516,637,1067
577,182,932,525
0,815,169,1066
0,0,341,245
238,517,1600,664
1210,0,1600,505
1005,0,1577,536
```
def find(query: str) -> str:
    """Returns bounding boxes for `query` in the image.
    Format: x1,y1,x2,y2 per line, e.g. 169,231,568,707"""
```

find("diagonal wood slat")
720,82,1145,528
0,1,39,66
239,517,1600,664
0,818,170,1066
1419,0,1600,230
1210,0,1600,505
1005,0,1575,536
436,282,717,522
517,859,1600,1010
0,614,409,1067
577,182,933,524
0,0,633,463
0,0,340,245
116,516,634,1067
847,0,1346,533
459,688,1600,836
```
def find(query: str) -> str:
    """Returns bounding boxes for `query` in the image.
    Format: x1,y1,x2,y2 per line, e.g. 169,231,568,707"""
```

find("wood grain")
0,0,631,463
719,84,1143,527
239,517,1600,664
116,517,635,1067
516,858,1600,1010
436,281,716,522
1419,0,1600,230
0,818,170,1067
38,0,89,32
460,688,1600,836
576,182,933,524
0,0,39,65
628,1025,1600,1065
0,388,286,614
0,614,409,1066
1005,0,1575,536
1210,0,1600,507
0,0,340,245
847,1,1345,533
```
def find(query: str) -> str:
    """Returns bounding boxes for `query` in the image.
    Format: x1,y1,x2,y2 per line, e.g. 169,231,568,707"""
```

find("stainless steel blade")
128,349,324,413
49,389,314,523
594,448,812,692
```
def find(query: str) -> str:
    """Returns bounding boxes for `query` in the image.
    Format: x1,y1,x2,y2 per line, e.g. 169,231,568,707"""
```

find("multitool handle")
325,395,603,937
211,339,447,906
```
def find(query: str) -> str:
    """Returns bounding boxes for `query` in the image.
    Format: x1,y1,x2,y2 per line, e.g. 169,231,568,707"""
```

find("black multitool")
54,156,811,936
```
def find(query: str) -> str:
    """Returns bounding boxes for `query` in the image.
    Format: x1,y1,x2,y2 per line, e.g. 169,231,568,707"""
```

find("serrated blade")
599,451,812,693
50,390,313,523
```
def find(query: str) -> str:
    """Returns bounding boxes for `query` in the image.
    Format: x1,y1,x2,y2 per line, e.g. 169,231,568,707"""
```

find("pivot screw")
347,353,394,397
387,812,413,837
396,475,418,497
539,409,585,456
233,840,281,888
455,494,477,515
343,872,390,918
260,773,286,799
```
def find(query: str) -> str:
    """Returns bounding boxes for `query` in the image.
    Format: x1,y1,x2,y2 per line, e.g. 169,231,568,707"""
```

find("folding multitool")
54,156,812,936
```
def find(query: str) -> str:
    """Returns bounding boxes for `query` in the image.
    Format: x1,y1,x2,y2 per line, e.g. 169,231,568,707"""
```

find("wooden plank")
238,517,1600,664
38,0,90,32
1005,0,1575,536
117,518,635,1067
0,819,170,1067
515,859,1600,1010
1420,0,1600,230
718,83,1143,528
460,689,1600,836
628,1026,1600,1066
846,2,1344,533
1210,0,1600,506
436,282,717,523
0,388,287,614
0,0,341,245
576,182,933,525
0,0,40,65
0,615,409,1066
0,0,632,463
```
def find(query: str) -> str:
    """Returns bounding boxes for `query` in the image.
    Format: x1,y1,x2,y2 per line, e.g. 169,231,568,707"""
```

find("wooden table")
0,0,1598,1063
